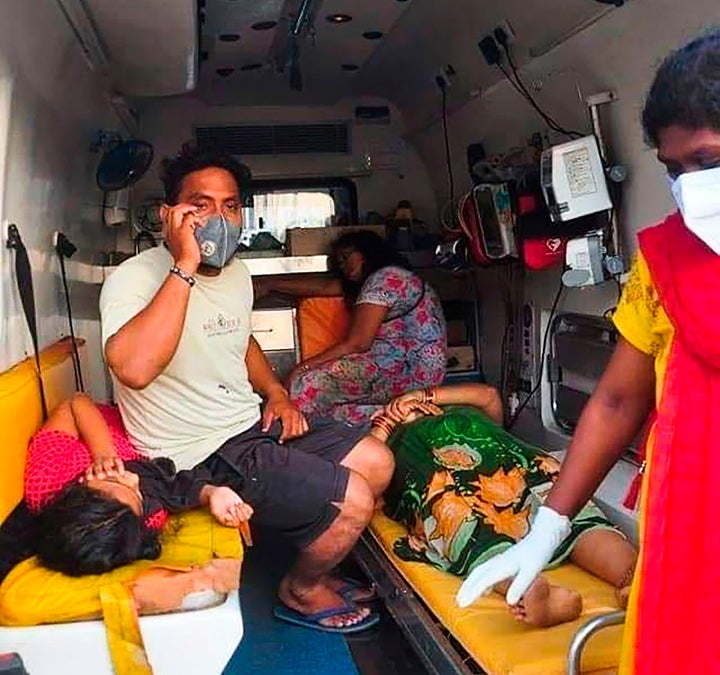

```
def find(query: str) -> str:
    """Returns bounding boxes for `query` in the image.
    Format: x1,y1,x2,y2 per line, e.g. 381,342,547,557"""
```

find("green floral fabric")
384,406,614,576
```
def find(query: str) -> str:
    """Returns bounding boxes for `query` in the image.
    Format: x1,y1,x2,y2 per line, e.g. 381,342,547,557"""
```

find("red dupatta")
632,211,720,674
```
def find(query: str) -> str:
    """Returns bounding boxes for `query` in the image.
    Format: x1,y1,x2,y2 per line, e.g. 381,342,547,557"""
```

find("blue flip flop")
337,576,379,603
273,602,380,634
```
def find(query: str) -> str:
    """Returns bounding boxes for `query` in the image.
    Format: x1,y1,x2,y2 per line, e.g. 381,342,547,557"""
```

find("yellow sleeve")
612,253,664,357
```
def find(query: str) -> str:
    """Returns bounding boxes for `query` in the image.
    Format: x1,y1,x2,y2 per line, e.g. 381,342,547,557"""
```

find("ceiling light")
216,67,234,77
326,13,352,23
362,30,384,40
252,21,278,31
341,64,359,71
239,63,262,71
219,33,240,42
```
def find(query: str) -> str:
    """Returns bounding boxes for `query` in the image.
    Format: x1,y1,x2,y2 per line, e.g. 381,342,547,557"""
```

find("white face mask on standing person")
670,165,720,254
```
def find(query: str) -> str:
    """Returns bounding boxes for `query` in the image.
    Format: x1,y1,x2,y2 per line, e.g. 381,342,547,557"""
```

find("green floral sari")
384,406,615,577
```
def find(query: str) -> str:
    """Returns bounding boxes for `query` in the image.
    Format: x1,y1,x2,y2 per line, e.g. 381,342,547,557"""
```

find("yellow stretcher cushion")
0,509,242,626
0,338,80,523
370,511,622,675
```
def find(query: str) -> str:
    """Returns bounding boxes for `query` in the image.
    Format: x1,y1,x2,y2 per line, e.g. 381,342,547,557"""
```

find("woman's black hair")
329,230,411,304
642,29,720,147
160,143,251,205
34,483,161,577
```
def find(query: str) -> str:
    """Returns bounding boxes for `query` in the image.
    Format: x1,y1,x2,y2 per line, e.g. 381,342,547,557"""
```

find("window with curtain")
242,190,335,246
241,178,358,248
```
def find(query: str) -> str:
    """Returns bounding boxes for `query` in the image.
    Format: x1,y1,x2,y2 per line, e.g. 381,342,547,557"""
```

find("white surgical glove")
456,506,571,608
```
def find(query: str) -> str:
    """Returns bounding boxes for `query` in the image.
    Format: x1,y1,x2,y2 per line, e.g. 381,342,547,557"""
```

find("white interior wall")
130,96,438,245
410,0,720,385
0,0,121,399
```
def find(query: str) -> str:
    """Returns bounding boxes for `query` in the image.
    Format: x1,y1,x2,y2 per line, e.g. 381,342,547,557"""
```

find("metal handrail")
567,610,626,675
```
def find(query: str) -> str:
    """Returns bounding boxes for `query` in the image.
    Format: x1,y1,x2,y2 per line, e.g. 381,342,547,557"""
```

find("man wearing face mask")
99,146,394,633
456,31,720,675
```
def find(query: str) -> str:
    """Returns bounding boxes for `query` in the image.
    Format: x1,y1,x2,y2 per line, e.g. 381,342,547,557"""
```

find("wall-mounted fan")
96,138,154,227
96,139,154,191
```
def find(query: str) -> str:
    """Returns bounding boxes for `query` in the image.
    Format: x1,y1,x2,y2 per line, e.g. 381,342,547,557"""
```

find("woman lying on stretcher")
25,393,253,576
369,383,636,628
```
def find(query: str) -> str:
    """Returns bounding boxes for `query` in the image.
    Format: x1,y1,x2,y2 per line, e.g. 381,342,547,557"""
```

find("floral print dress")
384,406,615,576
290,266,447,424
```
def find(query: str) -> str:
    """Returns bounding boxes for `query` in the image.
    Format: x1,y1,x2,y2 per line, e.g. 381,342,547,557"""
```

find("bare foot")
507,577,582,628
324,574,376,603
278,577,370,629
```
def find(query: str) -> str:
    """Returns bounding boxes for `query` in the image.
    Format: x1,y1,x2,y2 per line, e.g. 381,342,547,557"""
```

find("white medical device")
540,135,612,223
562,231,606,287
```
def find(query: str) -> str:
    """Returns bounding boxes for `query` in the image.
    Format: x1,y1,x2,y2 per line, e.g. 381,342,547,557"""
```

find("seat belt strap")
7,224,48,420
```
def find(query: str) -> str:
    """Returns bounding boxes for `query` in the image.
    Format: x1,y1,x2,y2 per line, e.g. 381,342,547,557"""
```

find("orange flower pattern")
473,466,527,507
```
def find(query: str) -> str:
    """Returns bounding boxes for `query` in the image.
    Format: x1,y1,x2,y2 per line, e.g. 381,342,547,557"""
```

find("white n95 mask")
671,166,720,254
195,214,242,268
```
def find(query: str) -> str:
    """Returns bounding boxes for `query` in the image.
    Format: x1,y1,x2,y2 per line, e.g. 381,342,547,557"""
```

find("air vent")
196,123,350,156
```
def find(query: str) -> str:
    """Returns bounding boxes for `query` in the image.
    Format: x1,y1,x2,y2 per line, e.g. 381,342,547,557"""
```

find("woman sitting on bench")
24,393,252,576
369,383,637,628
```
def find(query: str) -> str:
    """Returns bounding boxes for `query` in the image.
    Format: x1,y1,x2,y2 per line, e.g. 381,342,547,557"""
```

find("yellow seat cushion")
0,509,242,627
370,511,622,675
0,339,80,523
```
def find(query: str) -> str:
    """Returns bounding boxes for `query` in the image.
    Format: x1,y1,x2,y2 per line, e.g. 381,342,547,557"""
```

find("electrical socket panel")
518,301,537,406
434,64,456,90
494,19,516,44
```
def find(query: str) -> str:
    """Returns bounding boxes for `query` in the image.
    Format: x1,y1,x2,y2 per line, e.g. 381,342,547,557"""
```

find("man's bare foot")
278,577,370,629
323,574,377,603
506,577,582,628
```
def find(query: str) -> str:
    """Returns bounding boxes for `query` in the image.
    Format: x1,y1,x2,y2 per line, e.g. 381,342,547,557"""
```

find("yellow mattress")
0,338,82,523
370,511,622,675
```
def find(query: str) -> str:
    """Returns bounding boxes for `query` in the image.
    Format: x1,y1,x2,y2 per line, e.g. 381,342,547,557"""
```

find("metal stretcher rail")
567,611,626,675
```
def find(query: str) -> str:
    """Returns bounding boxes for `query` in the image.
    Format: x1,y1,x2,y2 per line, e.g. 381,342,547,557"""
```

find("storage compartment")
251,308,299,381
251,309,296,352
285,225,386,256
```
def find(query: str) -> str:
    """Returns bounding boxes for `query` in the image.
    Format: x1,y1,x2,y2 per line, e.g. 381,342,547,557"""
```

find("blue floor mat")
223,537,359,675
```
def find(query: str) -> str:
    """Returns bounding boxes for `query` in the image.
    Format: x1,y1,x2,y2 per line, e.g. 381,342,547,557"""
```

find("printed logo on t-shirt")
203,313,242,338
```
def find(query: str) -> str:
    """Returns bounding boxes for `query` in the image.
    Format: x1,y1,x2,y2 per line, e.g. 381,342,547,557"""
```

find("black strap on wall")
55,233,84,392
7,224,48,420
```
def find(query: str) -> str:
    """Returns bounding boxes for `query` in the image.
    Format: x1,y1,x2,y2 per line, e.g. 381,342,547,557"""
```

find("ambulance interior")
0,0,714,673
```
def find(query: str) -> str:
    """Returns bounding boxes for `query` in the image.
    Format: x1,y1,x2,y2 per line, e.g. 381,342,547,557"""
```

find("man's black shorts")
200,418,369,548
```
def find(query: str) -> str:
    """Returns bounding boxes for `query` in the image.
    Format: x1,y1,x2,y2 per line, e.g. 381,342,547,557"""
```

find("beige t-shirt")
99,246,261,470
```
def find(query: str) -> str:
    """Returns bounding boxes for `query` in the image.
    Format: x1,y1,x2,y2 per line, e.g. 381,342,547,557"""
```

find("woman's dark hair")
329,230,411,304
642,30,720,147
160,143,251,205
34,483,161,577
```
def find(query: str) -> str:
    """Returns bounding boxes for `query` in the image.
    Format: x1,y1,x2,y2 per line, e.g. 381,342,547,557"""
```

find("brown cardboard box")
285,225,386,256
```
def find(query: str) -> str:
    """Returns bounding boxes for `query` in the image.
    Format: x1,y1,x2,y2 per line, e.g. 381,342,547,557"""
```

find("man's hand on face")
160,203,202,275
262,390,309,443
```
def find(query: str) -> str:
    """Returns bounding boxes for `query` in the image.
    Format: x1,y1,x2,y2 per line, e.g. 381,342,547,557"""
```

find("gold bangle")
423,388,436,404
376,422,394,437
371,415,391,430
371,415,395,436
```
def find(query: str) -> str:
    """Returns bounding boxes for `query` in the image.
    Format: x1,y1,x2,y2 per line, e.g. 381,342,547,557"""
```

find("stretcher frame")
353,531,626,675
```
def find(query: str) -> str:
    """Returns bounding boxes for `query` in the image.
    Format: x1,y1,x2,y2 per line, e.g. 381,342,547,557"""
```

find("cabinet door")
251,309,296,352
